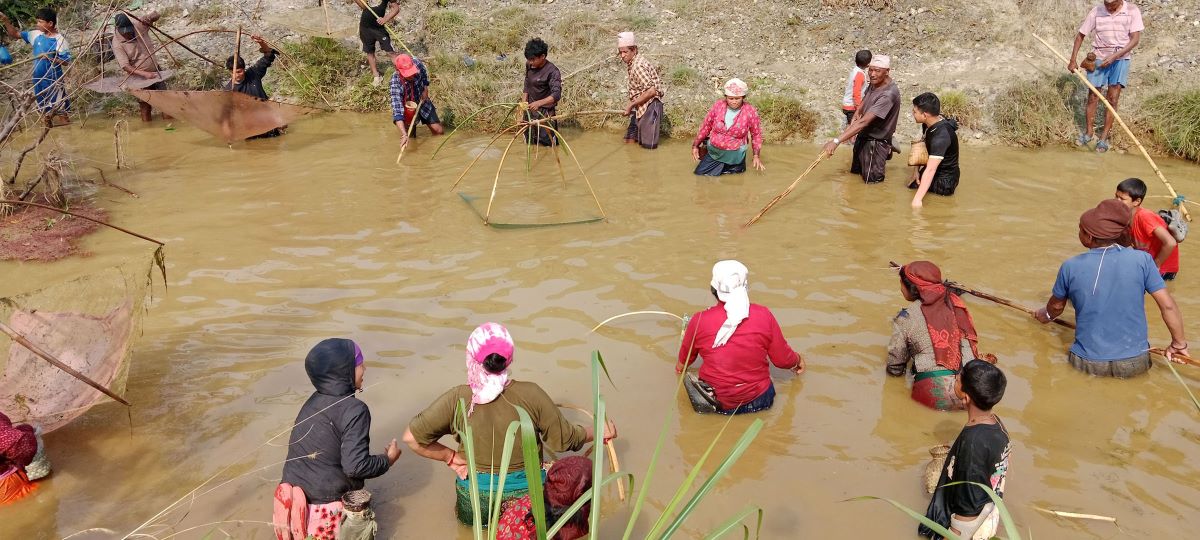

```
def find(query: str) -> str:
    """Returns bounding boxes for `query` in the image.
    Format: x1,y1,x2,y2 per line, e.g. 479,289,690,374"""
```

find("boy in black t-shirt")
909,92,961,207
356,0,400,85
921,359,1010,540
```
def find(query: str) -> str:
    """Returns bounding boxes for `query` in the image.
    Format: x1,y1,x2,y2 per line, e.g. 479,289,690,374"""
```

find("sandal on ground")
1076,133,1093,147
1096,140,1110,153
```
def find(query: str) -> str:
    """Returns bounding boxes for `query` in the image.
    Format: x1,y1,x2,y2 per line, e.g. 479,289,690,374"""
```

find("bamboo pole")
1031,33,1191,221
232,26,242,83
556,404,624,501
0,200,165,245
887,261,1078,330
538,124,607,218
1149,348,1200,367
395,99,424,164
744,155,825,227
485,129,527,224
0,321,131,406
447,124,526,191
321,0,332,35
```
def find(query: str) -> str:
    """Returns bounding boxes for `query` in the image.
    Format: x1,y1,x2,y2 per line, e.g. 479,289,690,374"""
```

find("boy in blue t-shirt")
1,8,72,126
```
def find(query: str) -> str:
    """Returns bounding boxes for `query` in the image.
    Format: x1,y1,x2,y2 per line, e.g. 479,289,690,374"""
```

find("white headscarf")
710,260,750,348
617,32,636,48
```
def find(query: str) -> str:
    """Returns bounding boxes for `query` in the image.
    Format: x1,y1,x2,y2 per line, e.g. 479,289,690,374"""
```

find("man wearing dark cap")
1034,199,1189,377
111,11,165,122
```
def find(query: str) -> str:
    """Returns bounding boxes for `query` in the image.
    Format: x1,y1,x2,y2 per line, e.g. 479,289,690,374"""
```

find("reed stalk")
485,127,528,224
448,124,526,191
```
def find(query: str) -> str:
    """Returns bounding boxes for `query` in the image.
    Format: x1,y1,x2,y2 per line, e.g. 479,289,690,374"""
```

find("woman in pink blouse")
691,78,765,176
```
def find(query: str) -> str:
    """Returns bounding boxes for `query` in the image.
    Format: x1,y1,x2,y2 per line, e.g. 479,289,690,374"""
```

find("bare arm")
821,112,877,156
1068,32,1086,71
1149,289,1188,355
0,14,18,39
1034,296,1069,323
1151,226,1177,267
402,428,467,478
380,2,401,24
911,157,942,207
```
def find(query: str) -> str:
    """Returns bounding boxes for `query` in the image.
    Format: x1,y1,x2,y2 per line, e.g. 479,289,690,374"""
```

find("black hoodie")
280,338,391,504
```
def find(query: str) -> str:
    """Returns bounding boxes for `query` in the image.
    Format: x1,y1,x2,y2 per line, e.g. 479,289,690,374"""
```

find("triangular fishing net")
263,6,358,39
82,69,174,94
127,89,321,143
0,253,154,433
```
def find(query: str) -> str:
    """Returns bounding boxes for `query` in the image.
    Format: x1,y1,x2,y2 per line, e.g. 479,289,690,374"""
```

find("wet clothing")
914,118,961,196
850,136,893,184
1051,246,1164,362
111,12,160,74
280,339,392,505
678,302,800,411
21,30,72,114
887,302,975,411
625,97,662,149
408,381,589,473
693,101,763,156
495,456,592,540
1068,350,1151,377
524,60,562,116
273,482,344,540
0,468,36,506
0,412,38,505
225,50,276,100
338,507,378,540
454,468,540,527
1131,207,1180,274
922,419,1010,540
693,152,746,176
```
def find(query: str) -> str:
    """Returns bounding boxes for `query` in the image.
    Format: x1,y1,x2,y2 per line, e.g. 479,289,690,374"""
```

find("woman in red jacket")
678,260,804,414
691,78,765,176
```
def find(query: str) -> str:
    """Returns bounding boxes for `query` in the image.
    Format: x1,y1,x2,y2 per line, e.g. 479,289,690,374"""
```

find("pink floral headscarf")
465,322,515,415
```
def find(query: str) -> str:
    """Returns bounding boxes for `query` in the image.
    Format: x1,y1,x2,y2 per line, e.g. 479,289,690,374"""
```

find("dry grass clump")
276,37,385,111
991,75,1076,147
554,12,608,50
938,90,980,130
755,94,820,142
424,9,467,44
617,10,657,31
425,53,523,131
1140,89,1200,162
466,6,541,56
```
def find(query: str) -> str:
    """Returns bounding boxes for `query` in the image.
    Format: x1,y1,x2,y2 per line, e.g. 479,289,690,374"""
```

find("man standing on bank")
618,31,664,149
822,55,900,184
1067,0,1143,153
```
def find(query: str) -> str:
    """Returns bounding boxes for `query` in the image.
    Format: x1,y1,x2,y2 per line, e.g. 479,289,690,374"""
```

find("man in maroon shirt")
677,260,805,414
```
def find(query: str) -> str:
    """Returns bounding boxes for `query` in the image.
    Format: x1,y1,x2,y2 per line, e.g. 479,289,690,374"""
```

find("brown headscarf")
1080,199,1134,245
902,261,980,372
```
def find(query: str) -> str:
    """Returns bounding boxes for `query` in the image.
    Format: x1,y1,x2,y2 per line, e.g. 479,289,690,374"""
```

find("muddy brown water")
1,113,1199,539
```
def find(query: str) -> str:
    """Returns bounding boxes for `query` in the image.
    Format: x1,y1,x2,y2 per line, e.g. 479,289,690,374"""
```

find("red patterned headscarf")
902,262,980,371
0,412,37,469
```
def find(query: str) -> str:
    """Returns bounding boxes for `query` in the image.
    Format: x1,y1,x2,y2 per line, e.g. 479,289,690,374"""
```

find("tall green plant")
851,481,1023,540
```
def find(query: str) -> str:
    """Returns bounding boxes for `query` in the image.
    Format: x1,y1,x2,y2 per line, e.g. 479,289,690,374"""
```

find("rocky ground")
4,0,1199,146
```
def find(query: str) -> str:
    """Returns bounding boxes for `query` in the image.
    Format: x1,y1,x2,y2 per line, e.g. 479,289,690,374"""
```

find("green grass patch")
668,65,700,87
1141,88,1200,162
755,94,820,142
617,10,657,31
466,6,540,56
275,37,387,111
991,75,1076,147
938,90,980,130
187,3,226,24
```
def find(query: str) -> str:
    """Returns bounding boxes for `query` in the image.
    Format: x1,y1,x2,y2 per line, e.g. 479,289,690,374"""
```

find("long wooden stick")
1148,347,1200,367
744,155,825,227
538,124,607,218
887,262,1077,329
0,200,165,245
0,321,131,406
232,26,242,83
447,124,526,191
485,129,527,224
1031,33,1190,221
395,99,424,164
556,404,624,501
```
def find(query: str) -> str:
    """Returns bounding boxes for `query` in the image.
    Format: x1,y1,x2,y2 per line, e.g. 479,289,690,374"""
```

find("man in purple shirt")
1068,0,1144,153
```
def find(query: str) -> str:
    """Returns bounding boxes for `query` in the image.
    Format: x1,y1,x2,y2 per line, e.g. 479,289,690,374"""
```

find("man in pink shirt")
1068,0,1144,153
677,260,805,414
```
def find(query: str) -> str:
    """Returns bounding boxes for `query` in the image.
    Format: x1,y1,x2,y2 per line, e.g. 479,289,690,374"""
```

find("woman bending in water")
274,339,401,540
886,261,981,411
403,323,616,528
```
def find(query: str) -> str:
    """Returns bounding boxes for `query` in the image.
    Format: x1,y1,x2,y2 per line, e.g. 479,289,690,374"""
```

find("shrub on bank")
1141,89,1200,162
992,75,1077,147
938,90,979,130
755,94,820,142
